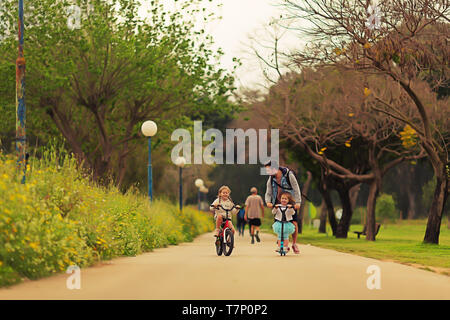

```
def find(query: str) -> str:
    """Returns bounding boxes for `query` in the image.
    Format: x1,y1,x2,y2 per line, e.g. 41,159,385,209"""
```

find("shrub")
376,193,398,223
0,151,213,287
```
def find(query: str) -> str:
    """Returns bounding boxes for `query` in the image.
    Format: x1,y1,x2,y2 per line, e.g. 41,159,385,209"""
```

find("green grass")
257,208,450,273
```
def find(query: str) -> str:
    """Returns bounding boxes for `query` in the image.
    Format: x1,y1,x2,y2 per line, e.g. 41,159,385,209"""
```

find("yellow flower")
345,138,353,148
318,147,327,155
364,42,372,49
29,242,39,250
364,87,371,97
400,125,418,148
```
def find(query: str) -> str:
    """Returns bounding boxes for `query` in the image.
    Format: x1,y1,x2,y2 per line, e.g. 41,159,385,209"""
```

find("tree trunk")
318,178,337,235
423,168,449,244
349,183,361,210
365,179,379,241
336,187,352,238
318,199,327,233
298,171,312,234
406,165,417,219
407,188,416,219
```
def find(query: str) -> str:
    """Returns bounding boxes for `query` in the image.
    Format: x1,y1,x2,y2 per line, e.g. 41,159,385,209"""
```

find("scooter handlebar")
274,204,293,208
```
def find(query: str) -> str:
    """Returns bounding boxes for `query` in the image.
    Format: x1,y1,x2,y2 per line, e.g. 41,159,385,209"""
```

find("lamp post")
194,178,204,211
175,156,186,212
200,186,208,210
16,0,26,184
141,121,157,202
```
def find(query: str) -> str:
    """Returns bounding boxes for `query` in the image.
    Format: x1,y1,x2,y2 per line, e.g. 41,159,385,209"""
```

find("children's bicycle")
274,204,292,256
211,204,240,256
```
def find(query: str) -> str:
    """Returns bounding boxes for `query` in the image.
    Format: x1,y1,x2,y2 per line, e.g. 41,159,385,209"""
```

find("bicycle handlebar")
210,204,241,211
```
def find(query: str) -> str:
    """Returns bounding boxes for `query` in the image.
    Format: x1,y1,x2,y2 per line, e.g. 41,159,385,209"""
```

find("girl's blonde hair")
218,185,231,195
218,185,233,203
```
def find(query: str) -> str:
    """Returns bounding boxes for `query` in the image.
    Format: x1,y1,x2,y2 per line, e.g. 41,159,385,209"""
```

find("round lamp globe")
141,121,157,137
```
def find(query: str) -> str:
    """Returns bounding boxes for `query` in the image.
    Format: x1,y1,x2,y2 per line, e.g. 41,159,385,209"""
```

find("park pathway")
0,232,449,300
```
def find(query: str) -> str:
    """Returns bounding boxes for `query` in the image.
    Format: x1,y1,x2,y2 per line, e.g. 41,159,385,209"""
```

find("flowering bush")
0,151,212,287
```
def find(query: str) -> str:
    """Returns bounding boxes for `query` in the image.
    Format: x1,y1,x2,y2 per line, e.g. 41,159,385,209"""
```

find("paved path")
0,232,449,300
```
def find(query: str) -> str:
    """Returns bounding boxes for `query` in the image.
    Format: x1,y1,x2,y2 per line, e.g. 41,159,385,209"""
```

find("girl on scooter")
272,192,296,253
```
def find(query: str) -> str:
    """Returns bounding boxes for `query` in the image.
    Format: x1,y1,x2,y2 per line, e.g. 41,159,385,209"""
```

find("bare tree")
281,0,449,243
259,66,425,240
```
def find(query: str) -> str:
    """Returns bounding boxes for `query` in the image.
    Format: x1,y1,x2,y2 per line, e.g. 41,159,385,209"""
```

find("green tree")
0,0,239,186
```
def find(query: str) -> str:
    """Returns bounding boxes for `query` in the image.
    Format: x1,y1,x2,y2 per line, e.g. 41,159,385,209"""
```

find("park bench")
354,223,381,239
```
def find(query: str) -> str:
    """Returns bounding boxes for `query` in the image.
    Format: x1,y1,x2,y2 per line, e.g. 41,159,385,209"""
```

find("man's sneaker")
255,231,260,242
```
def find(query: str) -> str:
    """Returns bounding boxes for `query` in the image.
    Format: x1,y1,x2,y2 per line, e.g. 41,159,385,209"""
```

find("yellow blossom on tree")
345,138,353,148
400,125,418,148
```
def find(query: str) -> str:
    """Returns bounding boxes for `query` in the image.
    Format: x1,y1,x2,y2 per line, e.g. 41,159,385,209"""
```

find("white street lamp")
194,178,204,188
141,120,157,137
141,120,157,202
194,178,204,211
175,156,186,168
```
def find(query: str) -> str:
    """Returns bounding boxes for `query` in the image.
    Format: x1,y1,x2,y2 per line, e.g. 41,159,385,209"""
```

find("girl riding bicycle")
210,185,238,237
272,192,296,253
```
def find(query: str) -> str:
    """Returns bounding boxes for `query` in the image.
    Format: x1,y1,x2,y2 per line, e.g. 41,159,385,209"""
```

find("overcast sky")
141,0,305,91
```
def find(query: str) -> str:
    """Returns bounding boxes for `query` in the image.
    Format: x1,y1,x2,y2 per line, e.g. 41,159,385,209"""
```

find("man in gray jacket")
264,162,302,254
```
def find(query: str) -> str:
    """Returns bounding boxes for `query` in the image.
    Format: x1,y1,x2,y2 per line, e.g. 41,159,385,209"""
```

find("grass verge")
256,209,450,275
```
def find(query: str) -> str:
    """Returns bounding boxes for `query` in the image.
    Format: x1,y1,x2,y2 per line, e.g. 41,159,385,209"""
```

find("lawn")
255,209,450,275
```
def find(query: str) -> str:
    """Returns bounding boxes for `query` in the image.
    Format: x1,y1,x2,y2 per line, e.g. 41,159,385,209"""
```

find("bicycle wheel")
215,236,223,256
223,228,234,256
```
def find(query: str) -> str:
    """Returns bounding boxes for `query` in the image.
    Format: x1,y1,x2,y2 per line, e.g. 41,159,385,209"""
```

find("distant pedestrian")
244,187,265,244
236,205,246,236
